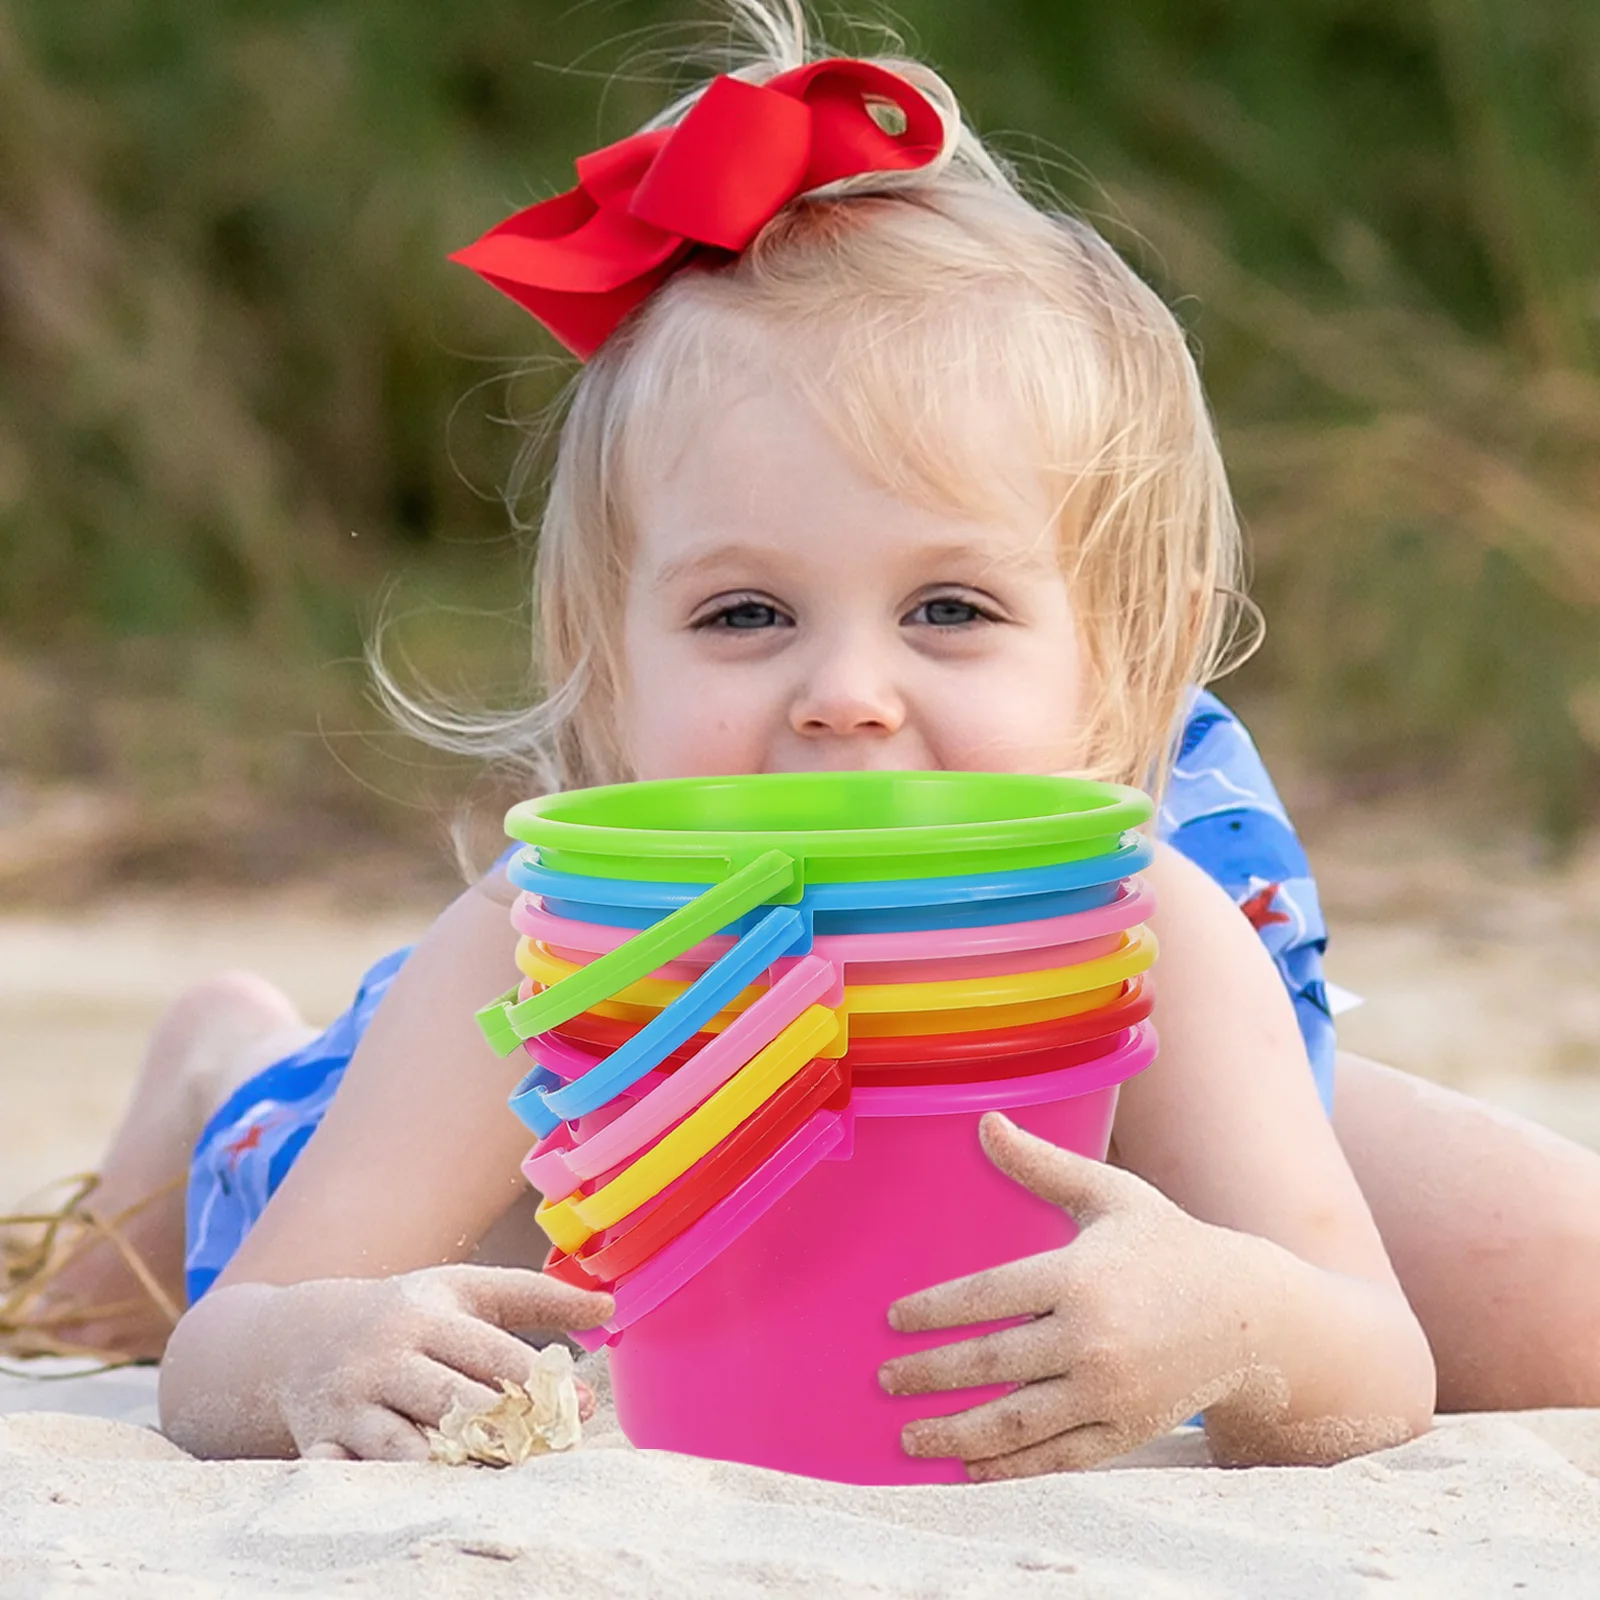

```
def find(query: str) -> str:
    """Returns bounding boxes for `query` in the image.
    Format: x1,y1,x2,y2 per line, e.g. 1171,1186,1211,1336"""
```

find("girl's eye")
694,599,792,631
905,596,993,628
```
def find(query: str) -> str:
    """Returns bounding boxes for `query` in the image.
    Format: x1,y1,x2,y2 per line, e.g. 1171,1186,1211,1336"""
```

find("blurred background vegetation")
2,0,1597,894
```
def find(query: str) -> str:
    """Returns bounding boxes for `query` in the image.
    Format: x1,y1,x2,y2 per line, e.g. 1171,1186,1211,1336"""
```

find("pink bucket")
605,1025,1156,1484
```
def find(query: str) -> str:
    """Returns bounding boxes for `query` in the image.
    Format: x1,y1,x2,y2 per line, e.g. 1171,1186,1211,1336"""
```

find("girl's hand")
877,1113,1257,1480
164,1265,614,1461
284,1266,613,1461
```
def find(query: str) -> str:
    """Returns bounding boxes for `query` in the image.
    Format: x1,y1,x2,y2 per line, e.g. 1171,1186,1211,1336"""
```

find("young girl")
26,3,1600,1474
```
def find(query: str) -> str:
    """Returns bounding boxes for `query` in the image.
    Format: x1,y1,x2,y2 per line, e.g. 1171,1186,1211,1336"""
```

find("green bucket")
505,771,1150,898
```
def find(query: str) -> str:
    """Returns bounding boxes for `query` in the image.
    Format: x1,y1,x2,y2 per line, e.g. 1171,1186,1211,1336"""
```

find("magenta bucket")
604,1026,1155,1485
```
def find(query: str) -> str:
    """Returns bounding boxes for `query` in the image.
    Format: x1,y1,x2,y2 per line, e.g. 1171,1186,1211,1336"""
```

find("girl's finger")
879,1314,1070,1396
418,1311,573,1394
900,1373,1096,1463
887,1251,1064,1334
299,1440,355,1461
430,1265,615,1333
978,1114,1140,1223
324,1405,433,1463
966,1420,1128,1481
381,1353,503,1431
402,1338,599,1431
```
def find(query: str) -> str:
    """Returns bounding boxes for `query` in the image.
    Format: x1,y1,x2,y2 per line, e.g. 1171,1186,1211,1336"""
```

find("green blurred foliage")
1,0,1596,840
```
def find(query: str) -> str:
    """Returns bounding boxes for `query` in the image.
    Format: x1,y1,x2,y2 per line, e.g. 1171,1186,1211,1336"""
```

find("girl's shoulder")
1158,689,1336,1114
1159,691,1308,884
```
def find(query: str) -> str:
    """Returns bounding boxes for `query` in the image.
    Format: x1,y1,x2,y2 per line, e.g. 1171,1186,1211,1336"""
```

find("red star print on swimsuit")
1238,883,1292,931
221,1117,274,1168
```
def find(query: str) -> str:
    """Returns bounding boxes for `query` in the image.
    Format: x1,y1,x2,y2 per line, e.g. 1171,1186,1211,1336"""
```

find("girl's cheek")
618,634,780,778
684,711,775,778
628,698,771,781
926,665,1085,774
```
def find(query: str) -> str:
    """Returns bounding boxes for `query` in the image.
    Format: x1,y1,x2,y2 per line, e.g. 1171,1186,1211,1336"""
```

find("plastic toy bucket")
604,1028,1155,1485
514,928,1155,1029
502,923,1154,1137
506,770,1149,890
479,783,1151,1063
543,973,1155,1078
541,1026,1147,1291
512,879,1152,986
507,845,1152,937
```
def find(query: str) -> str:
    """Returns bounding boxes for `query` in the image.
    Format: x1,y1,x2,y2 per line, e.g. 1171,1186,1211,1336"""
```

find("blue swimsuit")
184,690,1335,1303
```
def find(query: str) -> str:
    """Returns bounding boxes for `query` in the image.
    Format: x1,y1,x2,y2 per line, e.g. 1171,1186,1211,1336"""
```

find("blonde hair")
379,0,1253,801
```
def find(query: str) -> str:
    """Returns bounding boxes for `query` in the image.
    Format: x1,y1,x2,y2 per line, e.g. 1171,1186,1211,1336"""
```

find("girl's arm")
879,842,1436,1475
159,875,613,1460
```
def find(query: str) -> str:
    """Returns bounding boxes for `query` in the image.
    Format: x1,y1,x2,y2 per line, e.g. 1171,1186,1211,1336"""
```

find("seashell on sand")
425,1343,583,1466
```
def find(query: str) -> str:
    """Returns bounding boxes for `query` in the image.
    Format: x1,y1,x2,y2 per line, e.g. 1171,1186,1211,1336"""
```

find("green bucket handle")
476,849,798,1057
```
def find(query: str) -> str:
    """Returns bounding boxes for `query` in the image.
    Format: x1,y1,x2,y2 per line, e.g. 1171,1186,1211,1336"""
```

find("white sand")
3,1359,1597,1598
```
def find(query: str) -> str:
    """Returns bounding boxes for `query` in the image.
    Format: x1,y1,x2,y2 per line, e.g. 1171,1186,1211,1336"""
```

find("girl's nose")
789,656,907,741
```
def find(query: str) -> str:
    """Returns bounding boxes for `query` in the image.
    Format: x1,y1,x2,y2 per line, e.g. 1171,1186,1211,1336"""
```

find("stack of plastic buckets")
475,771,1158,1485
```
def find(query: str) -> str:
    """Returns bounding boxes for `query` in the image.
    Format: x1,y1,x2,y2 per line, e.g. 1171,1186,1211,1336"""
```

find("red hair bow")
450,60,945,359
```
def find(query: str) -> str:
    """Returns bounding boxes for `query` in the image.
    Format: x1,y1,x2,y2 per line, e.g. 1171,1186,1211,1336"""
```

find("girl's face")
620,382,1087,780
